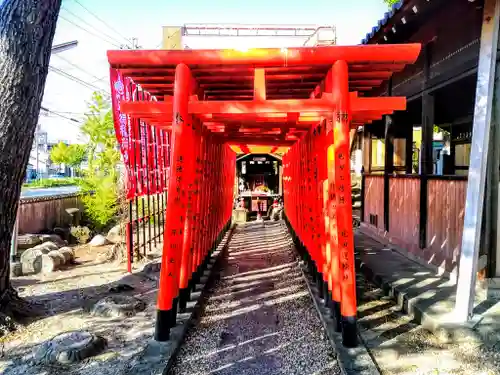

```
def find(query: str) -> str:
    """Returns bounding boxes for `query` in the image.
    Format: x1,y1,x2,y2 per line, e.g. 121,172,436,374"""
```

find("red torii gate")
108,44,421,347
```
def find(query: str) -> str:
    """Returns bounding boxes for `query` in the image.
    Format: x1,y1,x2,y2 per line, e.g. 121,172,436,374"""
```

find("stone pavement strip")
170,221,340,375
354,230,500,375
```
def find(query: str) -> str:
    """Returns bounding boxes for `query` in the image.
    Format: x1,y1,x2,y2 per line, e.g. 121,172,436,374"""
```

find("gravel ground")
1,242,167,375
357,272,500,375
171,221,339,375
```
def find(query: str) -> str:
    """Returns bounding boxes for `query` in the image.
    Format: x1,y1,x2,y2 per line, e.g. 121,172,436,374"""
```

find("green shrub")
74,92,121,232
70,225,91,244
80,174,118,231
23,177,80,189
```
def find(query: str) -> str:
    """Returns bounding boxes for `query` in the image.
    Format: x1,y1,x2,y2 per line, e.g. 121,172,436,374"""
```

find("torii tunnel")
107,44,421,348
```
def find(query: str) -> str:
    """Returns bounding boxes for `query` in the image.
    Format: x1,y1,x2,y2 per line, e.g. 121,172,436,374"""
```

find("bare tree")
0,0,62,331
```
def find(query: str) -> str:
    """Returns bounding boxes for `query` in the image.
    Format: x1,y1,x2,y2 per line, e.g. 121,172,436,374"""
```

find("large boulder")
106,224,124,244
17,234,42,250
89,234,109,247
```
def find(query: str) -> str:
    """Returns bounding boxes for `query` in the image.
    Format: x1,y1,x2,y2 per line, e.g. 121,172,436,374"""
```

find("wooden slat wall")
19,194,83,234
363,175,384,230
389,177,420,247
426,179,467,271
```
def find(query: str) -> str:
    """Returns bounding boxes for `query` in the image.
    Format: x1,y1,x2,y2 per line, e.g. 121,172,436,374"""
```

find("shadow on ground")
170,221,339,375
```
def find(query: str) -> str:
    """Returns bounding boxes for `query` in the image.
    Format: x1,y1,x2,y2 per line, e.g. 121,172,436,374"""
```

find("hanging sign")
110,68,136,199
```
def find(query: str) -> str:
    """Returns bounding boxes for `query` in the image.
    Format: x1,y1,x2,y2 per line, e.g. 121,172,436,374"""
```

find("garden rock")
89,234,108,247
33,330,107,365
41,251,66,273
97,243,125,263
20,246,51,274
41,247,76,273
58,247,76,263
17,234,42,250
91,295,146,318
34,241,59,252
39,234,66,247
106,224,124,244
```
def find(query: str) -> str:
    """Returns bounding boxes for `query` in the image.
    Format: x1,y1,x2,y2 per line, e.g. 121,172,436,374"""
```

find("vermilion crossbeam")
108,44,421,67
122,66,386,76
217,137,295,146
120,65,409,84
120,96,406,117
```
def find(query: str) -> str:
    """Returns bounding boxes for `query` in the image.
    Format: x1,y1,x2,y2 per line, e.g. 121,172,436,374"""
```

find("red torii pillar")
155,63,196,341
178,119,203,312
191,128,207,287
332,60,357,347
327,123,342,333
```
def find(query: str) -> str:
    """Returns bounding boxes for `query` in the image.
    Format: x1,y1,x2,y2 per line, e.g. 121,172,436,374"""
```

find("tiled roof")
361,1,407,44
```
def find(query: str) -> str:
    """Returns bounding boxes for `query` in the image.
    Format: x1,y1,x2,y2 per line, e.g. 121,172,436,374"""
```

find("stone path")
171,221,339,375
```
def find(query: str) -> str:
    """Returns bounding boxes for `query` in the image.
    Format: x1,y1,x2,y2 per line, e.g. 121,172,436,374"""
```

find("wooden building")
358,0,499,315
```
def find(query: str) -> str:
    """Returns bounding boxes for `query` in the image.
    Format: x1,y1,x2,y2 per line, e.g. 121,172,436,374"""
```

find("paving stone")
33,330,107,365
91,295,147,318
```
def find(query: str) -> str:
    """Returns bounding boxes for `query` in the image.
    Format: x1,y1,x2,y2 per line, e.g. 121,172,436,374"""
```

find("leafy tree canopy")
383,0,400,7
50,142,86,167
81,92,118,175
49,141,69,166
78,91,120,230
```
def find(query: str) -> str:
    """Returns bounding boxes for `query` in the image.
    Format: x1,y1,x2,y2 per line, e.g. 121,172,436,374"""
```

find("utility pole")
51,40,78,54
10,213,18,263
35,124,40,179
120,37,140,50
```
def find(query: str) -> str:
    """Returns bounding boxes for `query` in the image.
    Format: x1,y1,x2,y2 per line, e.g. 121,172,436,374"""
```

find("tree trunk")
0,0,62,331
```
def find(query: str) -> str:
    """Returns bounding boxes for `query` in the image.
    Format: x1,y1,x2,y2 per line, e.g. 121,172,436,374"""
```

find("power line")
43,109,92,116
90,74,109,84
71,0,131,46
53,54,107,84
61,6,126,47
40,106,83,124
49,65,111,95
49,65,109,94
58,14,122,48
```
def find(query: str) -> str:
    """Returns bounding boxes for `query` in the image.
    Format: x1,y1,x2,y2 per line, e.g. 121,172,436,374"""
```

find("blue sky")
42,0,389,142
